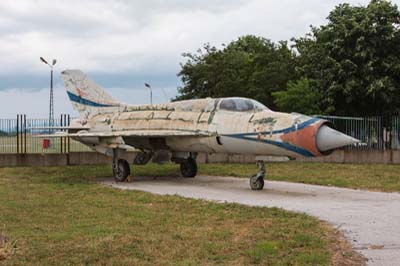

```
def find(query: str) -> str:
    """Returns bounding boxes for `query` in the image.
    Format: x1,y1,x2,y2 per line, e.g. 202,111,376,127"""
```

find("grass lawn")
0,165,364,266
197,162,400,192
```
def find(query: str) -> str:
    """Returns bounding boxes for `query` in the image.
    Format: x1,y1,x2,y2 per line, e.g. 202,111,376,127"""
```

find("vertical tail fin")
61,69,121,116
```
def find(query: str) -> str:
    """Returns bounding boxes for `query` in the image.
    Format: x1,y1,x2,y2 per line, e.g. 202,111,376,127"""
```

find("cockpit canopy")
218,97,269,112
137,97,269,113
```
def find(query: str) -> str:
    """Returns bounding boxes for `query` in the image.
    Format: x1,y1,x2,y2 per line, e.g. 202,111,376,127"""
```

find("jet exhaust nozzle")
316,125,360,152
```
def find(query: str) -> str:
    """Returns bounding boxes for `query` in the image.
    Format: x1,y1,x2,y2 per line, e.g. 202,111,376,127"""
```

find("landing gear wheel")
180,158,197,178
250,174,264,190
249,160,265,190
113,159,130,182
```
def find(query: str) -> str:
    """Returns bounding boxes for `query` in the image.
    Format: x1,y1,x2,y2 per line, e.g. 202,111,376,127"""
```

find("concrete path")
101,176,400,266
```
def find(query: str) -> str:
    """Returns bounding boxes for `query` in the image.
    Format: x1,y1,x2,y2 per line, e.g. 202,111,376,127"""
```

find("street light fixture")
145,83,152,105
40,57,57,128
144,83,169,104
203,80,209,97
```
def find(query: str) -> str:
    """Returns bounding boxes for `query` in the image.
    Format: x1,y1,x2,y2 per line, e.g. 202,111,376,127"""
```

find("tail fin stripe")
66,91,117,108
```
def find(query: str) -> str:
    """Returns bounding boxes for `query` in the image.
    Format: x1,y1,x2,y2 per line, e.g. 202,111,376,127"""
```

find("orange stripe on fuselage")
280,120,324,156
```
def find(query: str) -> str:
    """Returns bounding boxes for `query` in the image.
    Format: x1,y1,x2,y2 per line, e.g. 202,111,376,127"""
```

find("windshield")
219,98,269,112
252,100,269,111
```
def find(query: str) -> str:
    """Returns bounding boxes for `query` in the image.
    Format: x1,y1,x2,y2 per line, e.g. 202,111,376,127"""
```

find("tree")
175,35,297,110
294,0,400,115
272,78,323,115
176,1,400,116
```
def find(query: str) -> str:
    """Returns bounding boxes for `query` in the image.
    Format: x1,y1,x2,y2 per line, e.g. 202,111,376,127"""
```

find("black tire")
250,175,264,190
180,158,197,178
113,159,130,182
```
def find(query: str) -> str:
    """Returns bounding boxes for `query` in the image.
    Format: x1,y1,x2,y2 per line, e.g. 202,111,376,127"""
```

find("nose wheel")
113,159,130,182
112,149,131,182
250,160,265,190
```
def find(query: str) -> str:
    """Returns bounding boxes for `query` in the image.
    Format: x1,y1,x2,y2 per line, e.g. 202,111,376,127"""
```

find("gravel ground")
101,175,400,266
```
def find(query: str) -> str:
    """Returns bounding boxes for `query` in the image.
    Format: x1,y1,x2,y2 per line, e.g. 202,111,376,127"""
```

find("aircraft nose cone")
316,125,359,152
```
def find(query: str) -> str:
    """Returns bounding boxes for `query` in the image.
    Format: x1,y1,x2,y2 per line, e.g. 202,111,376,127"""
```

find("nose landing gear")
112,149,131,182
250,160,265,190
113,159,130,182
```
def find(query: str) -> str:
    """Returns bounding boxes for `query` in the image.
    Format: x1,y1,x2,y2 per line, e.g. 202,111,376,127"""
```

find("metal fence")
0,114,92,154
0,114,400,154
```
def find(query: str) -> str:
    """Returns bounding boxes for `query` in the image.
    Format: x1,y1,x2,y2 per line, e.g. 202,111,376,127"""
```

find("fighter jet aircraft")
59,69,359,190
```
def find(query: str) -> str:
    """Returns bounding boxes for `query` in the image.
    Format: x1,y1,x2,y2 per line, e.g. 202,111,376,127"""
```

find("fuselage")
72,97,330,158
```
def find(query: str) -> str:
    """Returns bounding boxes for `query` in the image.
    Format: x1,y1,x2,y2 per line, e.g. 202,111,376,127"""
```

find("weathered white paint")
60,69,359,160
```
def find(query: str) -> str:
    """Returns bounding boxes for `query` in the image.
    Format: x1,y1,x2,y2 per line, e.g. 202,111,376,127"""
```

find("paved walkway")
101,176,400,266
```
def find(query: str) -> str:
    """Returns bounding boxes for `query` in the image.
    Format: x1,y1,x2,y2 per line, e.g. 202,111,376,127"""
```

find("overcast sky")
0,0,398,117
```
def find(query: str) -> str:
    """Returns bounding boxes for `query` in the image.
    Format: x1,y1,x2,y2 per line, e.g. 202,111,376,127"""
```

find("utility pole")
40,57,57,128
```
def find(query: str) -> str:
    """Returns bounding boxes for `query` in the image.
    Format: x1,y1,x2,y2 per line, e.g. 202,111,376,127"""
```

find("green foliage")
175,35,297,110
294,0,400,115
272,78,323,115
175,0,400,116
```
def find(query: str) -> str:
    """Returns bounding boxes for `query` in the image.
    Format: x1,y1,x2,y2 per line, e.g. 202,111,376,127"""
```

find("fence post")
16,114,19,154
60,114,63,154
24,114,27,154
67,115,70,154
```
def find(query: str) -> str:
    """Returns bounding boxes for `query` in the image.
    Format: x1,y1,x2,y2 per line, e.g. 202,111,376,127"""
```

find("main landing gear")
112,149,131,182
173,153,198,178
180,157,198,178
250,160,265,190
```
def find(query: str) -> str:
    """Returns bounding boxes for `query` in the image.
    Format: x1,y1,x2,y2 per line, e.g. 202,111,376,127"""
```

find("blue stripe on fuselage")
221,118,321,157
223,134,315,157
67,91,117,107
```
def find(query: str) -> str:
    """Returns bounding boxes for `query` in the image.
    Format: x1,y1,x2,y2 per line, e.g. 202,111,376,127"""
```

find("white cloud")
0,87,74,118
1,0,394,76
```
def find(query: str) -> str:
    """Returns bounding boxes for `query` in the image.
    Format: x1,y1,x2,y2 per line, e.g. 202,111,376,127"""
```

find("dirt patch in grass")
0,235,7,261
323,223,367,266
0,234,17,262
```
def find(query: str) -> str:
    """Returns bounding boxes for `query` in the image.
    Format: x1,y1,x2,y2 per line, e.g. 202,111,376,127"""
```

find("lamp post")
40,57,57,128
203,80,209,97
145,83,152,105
